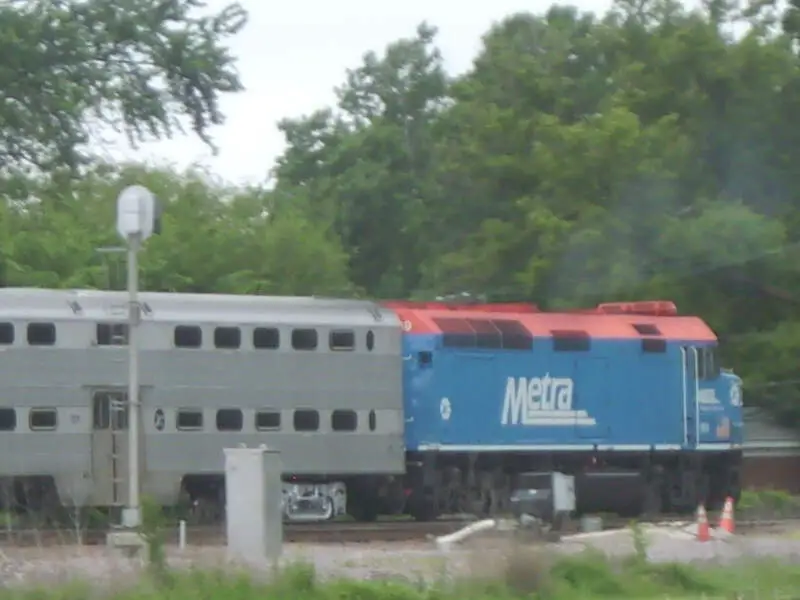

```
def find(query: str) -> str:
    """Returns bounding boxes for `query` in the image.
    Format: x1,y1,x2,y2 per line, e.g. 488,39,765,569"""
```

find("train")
0,288,743,523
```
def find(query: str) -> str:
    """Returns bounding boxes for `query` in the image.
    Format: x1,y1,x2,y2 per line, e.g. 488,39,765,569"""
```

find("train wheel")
321,496,335,521
408,492,438,522
348,497,378,522
642,480,663,518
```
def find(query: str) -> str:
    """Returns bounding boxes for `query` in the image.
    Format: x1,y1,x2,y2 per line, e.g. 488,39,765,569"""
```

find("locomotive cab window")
177,410,203,430
0,408,16,431
216,408,243,431
331,409,357,432
682,346,720,380
29,408,57,430
174,325,202,348
255,410,281,431
700,346,720,380
253,327,280,349
292,328,318,351
214,326,241,349
96,323,128,346
293,409,319,432
27,322,55,346
0,322,14,345
329,330,355,351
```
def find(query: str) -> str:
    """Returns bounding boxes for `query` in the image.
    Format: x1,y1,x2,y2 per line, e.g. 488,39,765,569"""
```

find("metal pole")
125,235,141,527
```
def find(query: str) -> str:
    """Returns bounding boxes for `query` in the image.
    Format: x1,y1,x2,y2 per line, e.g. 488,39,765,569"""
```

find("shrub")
738,489,800,518
498,543,556,597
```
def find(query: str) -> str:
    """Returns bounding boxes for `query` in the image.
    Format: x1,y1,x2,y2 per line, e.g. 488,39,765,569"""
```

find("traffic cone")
718,497,735,534
696,504,710,542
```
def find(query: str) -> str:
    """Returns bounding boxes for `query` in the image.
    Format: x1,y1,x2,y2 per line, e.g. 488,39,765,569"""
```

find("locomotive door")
681,347,700,449
446,353,495,445
91,390,129,506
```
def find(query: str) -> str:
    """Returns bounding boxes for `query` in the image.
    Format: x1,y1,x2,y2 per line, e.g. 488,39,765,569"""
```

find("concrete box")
224,446,283,563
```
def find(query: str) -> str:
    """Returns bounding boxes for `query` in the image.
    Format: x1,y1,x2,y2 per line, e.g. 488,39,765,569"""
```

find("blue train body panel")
402,333,743,453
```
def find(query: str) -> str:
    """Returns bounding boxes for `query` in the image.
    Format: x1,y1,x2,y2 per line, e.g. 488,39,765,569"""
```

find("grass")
494,545,800,599
0,546,797,600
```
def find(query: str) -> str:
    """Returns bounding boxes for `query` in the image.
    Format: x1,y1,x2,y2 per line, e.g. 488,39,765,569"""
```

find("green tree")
0,0,247,170
3,164,355,297
274,23,449,297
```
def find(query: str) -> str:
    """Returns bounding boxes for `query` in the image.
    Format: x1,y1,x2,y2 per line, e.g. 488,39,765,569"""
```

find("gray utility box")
224,446,283,563
509,471,576,526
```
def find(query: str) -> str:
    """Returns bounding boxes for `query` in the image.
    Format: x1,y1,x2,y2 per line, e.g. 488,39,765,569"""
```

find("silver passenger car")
0,288,405,512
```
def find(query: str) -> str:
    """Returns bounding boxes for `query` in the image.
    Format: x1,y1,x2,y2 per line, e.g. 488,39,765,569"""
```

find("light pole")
115,184,158,529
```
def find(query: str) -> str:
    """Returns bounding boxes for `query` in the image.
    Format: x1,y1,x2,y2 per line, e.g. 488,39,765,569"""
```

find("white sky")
106,0,612,186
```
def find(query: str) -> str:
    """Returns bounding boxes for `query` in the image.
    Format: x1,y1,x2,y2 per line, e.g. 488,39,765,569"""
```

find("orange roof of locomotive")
382,300,717,342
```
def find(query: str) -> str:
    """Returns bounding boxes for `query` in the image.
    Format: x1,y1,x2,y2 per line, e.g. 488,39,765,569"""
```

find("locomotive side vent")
641,338,667,353
551,330,591,352
433,317,532,351
492,319,532,350
434,318,476,348
467,318,502,349
632,323,666,353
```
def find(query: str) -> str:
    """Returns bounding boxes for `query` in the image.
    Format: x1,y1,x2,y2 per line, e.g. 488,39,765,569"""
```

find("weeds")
628,520,648,565
450,536,799,599
498,543,556,597
738,489,800,519
137,496,170,583
0,539,797,599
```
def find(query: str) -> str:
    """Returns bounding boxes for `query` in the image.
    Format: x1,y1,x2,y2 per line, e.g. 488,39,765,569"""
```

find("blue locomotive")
386,300,743,519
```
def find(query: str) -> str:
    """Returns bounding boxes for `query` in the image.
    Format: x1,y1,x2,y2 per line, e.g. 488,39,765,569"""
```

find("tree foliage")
0,0,246,170
1,164,355,296
3,0,800,423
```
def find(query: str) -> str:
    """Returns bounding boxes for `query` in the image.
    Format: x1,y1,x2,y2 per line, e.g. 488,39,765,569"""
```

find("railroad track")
0,518,473,547
0,515,796,547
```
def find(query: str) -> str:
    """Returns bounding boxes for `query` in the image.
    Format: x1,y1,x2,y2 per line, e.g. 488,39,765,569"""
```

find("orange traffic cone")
719,497,735,534
696,504,711,542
